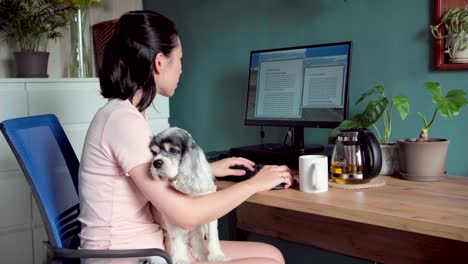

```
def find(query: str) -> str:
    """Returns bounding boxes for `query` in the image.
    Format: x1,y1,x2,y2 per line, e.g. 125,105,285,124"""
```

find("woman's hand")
210,157,255,177
246,165,293,192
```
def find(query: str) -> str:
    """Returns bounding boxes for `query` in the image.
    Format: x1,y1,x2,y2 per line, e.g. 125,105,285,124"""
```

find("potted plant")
431,4,468,62
330,85,410,175
0,0,74,77
398,82,468,181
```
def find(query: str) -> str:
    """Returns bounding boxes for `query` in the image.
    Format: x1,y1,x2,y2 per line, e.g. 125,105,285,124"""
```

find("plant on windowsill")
0,0,74,78
431,4,468,62
330,85,410,175
397,82,468,181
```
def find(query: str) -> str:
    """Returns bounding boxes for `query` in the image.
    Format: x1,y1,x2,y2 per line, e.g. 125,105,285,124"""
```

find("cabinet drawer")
0,138,20,172
27,81,106,124
27,82,169,123
0,171,31,229
0,85,27,172
0,83,27,121
0,228,33,264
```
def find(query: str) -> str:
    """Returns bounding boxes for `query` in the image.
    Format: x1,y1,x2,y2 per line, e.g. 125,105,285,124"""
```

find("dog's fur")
145,127,229,264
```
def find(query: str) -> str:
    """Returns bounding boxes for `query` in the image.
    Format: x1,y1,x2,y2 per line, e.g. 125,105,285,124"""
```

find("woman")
78,10,292,264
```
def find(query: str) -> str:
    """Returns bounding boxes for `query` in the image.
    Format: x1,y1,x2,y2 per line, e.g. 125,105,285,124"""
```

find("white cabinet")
0,78,170,264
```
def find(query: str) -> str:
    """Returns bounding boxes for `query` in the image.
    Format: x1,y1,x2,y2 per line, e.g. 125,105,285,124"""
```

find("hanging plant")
431,5,468,59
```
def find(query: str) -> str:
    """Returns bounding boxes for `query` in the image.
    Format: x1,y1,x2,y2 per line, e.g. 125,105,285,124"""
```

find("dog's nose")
153,159,163,169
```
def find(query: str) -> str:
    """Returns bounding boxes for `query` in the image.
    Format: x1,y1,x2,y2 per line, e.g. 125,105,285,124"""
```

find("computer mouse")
272,178,298,190
271,183,286,190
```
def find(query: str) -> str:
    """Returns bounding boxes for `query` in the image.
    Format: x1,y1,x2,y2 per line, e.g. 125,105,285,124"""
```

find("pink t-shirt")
78,99,164,257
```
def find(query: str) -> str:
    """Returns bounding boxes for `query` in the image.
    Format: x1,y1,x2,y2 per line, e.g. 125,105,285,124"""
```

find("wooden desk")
217,175,468,263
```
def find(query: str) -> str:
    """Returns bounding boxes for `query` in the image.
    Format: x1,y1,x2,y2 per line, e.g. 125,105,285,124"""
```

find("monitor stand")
229,127,324,168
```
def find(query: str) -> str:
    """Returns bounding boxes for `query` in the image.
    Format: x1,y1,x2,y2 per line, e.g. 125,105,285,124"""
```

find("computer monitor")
244,41,351,151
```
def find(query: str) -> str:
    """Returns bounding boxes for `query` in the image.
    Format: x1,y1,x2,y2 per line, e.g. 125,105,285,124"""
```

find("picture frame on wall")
433,0,468,70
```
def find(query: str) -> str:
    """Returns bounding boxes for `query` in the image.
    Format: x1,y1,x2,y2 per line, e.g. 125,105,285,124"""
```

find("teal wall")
142,1,468,263
144,0,468,176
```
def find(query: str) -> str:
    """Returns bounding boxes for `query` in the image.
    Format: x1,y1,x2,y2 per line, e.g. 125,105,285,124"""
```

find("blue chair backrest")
0,114,81,250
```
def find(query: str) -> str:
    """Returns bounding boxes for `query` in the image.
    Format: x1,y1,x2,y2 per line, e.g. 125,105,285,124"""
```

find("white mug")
299,155,328,193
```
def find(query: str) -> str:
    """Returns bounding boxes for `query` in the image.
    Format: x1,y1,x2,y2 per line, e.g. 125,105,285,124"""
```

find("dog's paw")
208,252,231,262
191,248,208,262
172,258,191,264
137,256,168,264
172,256,190,264
191,242,208,261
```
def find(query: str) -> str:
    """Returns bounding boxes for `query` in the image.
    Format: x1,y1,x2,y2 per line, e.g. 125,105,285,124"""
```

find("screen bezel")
244,41,352,128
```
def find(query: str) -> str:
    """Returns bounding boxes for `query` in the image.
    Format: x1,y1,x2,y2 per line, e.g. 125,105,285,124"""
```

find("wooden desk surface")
217,175,468,243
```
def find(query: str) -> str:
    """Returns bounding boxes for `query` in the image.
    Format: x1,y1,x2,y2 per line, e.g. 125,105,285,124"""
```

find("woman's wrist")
238,178,259,195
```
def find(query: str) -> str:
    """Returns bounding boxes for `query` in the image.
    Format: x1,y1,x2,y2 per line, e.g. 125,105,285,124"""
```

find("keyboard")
220,164,288,190
221,164,264,183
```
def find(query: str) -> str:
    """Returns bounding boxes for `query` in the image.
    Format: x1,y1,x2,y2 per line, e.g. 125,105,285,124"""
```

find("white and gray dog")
146,127,229,264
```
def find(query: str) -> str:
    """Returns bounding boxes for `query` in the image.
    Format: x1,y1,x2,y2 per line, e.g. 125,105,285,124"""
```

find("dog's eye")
169,147,180,154
150,144,160,155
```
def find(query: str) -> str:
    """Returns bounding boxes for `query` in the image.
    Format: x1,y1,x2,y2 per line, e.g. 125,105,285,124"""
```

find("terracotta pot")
397,138,449,181
380,143,399,175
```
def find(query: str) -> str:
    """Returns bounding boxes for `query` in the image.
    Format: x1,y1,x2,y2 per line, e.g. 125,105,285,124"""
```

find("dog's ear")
171,128,214,193
174,138,203,192
149,131,165,152
171,127,196,155
149,136,160,155
179,136,200,174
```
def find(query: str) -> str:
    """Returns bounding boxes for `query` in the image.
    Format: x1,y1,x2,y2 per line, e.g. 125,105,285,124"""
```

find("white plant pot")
380,143,399,175
448,34,468,62
453,48,468,59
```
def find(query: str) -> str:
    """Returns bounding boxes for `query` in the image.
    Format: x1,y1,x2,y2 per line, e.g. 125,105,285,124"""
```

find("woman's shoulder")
100,99,151,134
96,99,143,122
99,99,136,114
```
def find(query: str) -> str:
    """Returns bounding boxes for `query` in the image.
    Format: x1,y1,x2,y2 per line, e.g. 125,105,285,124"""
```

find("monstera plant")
330,85,410,175
398,82,468,181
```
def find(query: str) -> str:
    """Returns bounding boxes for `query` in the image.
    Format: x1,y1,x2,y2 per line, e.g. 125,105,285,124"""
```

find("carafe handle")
359,128,382,178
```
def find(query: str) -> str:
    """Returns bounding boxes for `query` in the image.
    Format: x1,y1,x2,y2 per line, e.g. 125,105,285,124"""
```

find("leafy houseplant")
415,82,468,141
0,0,74,77
431,5,468,60
330,85,410,175
398,82,468,181
332,85,410,144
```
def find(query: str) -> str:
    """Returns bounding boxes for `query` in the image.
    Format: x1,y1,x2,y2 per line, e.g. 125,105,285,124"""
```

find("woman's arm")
130,162,256,229
129,162,291,230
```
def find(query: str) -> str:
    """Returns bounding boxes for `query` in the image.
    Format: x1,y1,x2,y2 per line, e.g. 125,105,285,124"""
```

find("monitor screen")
244,41,351,128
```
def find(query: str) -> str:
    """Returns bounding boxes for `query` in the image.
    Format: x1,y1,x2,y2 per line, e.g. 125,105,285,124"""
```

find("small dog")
145,127,229,264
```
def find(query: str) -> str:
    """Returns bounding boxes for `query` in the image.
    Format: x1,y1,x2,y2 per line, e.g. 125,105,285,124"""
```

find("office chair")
92,19,118,76
0,114,171,264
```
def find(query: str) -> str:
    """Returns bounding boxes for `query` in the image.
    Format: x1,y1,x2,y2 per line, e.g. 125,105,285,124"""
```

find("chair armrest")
46,243,171,264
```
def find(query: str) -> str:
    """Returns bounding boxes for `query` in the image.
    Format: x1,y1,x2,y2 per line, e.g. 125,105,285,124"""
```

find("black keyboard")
220,164,287,190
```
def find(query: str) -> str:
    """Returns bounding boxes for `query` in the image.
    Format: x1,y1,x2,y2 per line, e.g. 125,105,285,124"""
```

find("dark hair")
99,10,178,111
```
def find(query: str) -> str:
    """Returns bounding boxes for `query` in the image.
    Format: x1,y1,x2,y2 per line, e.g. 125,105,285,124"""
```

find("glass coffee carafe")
330,128,382,184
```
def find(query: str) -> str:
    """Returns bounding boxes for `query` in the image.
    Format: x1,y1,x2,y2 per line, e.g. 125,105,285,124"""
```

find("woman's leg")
192,240,285,264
